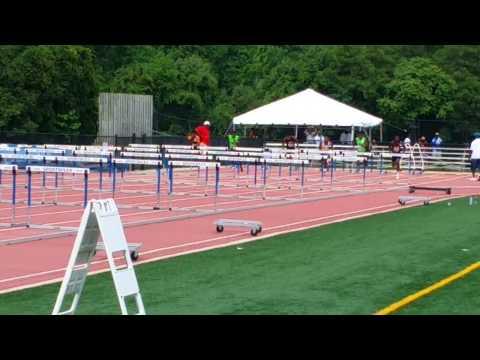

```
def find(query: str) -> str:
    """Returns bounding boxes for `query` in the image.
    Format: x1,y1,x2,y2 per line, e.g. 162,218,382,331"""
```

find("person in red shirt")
195,121,212,147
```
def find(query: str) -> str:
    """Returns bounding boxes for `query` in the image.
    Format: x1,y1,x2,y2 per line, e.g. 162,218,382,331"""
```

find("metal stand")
52,199,146,315
399,196,431,206
215,219,263,236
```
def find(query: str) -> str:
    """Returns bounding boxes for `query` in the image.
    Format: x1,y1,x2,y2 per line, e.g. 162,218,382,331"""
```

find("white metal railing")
0,142,473,172
263,143,471,172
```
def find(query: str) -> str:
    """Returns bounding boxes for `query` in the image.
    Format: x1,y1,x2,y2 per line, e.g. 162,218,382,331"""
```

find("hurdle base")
215,219,263,236
398,196,431,206
0,222,31,229
94,242,142,262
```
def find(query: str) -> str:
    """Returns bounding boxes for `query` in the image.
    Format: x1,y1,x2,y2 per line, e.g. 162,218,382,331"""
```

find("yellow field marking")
375,262,480,315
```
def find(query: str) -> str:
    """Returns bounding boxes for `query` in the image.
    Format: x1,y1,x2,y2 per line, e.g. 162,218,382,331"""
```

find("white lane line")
0,201,416,287
0,200,422,295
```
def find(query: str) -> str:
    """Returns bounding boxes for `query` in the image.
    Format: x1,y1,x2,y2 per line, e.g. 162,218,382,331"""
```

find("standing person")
227,128,243,172
305,127,315,144
390,135,403,180
418,136,428,149
314,129,325,148
195,121,212,147
355,132,368,153
340,130,351,145
187,131,201,150
226,129,241,151
469,132,480,181
283,135,297,150
345,129,353,145
431,132,443,158
404,135,411,148
355,132,369,172
322,136,332,150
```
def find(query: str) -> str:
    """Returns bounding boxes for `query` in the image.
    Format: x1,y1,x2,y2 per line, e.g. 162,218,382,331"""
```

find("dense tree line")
1,45,479,144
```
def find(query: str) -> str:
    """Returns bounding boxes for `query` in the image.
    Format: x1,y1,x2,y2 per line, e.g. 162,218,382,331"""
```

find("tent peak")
233,88,383,128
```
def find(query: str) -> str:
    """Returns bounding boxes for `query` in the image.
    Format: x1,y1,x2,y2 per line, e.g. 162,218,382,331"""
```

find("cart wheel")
399,200,404,206
216,225,224,233
251,229,258,236
424,201,430,206
257,226,262,233
130,251,139,261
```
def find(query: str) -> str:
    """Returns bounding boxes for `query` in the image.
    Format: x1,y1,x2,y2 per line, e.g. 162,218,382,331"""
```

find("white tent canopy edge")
231,88,383,141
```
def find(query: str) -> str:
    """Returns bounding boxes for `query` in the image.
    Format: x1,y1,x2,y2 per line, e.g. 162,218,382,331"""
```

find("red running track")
0,167,478,294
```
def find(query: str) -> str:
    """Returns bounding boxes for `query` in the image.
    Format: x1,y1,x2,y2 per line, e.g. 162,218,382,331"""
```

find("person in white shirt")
314,128,324,148
340,131,347,145
404,136,411,148
305,127,315,144
469,132,480,181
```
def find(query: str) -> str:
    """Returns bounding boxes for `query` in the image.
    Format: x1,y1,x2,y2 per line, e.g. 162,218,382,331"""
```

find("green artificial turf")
1,197,479,315
397,267,480,315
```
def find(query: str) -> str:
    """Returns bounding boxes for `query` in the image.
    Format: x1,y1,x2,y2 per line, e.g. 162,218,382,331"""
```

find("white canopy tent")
231,88,383,142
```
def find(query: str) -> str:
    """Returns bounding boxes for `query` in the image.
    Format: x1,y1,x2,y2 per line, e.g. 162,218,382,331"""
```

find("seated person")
283,135,297,150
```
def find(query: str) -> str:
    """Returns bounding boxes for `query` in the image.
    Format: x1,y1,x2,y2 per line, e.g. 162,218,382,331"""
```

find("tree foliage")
1,45,480,143
0,45,98,134
378,57,457,127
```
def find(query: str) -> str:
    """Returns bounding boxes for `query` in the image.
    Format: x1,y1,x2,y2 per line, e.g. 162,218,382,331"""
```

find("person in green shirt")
227,129,243,172
355,132,368,153
227,129,241,150
355,132,369,172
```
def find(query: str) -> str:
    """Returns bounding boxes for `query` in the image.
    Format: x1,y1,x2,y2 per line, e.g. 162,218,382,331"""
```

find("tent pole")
295,126,298,138
224,122,233,136
351,126,355,147
380,123,383,144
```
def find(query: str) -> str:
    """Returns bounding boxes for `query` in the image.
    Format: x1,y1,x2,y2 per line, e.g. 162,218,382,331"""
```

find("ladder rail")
52,199,146,316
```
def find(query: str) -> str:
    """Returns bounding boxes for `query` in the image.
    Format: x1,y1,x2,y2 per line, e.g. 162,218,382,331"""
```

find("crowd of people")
184,121,480,182
387,132,480,182
185,121,450,154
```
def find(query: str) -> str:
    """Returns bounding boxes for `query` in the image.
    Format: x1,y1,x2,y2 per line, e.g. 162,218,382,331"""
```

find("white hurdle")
26,166,90,225
112,158,163,210
0,164,19,226
0,153,108,193
167,161,220,211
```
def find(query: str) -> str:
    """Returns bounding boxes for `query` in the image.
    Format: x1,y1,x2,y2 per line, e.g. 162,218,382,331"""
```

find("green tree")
0,45,98,134
109,52,219,134
378,57,457,129
433,46,480,141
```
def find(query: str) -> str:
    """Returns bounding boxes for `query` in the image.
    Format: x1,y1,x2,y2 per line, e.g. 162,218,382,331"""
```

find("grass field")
1,197,479,315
